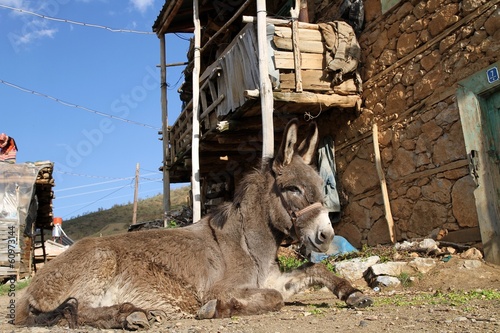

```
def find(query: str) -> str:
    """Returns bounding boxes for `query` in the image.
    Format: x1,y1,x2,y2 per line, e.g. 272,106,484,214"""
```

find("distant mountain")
61,186,190,240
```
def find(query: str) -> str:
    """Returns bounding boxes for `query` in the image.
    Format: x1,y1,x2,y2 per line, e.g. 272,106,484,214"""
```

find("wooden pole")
291,1,303,92
160,34,170,228
256,0,274,159
192,0,202,222
132,163,140,225
372,124,395,243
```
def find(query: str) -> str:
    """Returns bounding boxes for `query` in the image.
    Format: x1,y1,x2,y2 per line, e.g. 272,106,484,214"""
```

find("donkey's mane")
209,159,273,230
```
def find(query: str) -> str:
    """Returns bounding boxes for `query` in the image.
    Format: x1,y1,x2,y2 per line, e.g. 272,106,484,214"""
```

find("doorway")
457,61,500,265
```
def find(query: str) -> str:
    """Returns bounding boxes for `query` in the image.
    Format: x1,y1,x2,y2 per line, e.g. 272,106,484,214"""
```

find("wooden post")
160,34,170,228
132,163,140,225
256,0,274,159
372,124,395,243
291,0,303,92
192,0,202,222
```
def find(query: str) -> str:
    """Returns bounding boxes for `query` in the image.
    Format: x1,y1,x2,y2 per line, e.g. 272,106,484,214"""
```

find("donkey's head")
272,119,334,253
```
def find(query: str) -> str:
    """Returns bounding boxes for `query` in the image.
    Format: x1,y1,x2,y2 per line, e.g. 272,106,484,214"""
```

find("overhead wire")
0,79,159,129
61,183,132,218
0,4,155,35
57,187,162,211
56,179,162,199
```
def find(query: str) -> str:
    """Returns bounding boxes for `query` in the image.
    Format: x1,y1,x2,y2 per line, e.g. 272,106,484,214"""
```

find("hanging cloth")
318,136,341,222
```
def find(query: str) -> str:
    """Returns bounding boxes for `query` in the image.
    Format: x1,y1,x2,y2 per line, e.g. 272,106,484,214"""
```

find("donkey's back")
17,223,225,326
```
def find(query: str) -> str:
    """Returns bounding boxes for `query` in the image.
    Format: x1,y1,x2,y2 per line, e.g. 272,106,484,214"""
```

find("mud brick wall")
313,0,499,247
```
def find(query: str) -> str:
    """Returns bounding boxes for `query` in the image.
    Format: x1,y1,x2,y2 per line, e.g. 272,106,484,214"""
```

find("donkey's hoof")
346,292,373,308
125,311,150,330
147,309,167,325
197,299,217,319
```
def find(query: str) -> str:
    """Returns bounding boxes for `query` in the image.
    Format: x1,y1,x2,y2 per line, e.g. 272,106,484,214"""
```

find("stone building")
314,0,499,263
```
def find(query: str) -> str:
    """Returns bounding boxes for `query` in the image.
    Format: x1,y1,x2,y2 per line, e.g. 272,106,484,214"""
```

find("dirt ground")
1,257,499,333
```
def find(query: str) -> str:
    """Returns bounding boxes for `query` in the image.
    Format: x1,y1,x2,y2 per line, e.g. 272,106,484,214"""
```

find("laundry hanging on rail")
318,136,341,223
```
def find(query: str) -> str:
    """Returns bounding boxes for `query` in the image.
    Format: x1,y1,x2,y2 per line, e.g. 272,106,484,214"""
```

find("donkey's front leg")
270,262,373,308
198,288,284,319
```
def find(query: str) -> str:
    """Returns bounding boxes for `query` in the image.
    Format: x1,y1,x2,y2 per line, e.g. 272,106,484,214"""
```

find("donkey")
15,119,372,330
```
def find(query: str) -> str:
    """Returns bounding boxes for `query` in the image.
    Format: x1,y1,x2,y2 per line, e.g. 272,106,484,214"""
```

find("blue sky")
0,0,190,220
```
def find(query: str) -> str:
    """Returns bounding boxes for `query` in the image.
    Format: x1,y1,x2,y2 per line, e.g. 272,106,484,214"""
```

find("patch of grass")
307,302,330,315
167,220,178,228
375,289,500,307
278,255,307,272
0,278,30,296
398,272,413,288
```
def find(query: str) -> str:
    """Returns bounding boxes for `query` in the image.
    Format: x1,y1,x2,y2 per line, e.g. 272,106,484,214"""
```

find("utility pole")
160,33,170,228
192,0,202,222
132,162,140,225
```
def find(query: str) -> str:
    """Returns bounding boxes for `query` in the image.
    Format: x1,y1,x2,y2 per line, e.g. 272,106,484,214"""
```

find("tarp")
0,163,42,227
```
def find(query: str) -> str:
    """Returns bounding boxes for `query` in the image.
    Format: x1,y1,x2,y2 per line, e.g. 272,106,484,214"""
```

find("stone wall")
314,0,499,247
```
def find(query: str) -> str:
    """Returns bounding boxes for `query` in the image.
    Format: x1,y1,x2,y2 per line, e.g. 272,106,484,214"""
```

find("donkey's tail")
15,296,79,328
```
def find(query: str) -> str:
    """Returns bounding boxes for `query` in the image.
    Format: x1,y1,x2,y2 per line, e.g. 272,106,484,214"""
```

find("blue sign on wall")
487,66,499,84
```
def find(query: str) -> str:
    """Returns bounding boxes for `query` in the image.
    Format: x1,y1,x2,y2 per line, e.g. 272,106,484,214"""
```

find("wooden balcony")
167,20,362,183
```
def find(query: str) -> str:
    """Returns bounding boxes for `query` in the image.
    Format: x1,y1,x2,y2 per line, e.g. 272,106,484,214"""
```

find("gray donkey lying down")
15,119,372,330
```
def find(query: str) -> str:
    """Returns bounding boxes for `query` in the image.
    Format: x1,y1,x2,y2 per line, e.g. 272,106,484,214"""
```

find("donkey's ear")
297,122,318,164
274,119,299,171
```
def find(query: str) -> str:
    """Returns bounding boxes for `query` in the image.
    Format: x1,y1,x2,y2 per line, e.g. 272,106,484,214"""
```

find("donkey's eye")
285,186,302,195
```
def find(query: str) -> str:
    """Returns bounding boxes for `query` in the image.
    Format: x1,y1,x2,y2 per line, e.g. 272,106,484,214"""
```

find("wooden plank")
273,36,324,53
242,15,320,30
274,26,323,41
280,70,332,91
274,51,324,70
273,91,359,108
292,19,302,92
373,123,395,243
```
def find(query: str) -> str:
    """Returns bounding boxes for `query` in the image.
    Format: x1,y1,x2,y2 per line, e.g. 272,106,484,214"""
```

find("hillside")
61,186,190,240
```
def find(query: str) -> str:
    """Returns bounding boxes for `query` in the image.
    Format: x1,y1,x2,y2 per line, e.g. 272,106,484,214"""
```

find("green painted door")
480,88,500,202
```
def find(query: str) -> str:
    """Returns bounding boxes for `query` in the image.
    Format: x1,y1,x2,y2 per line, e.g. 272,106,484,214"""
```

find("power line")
57,187,162,211
0,79,159,129
55,170,133,180
55,172,160,192
61,183,131,218
174,33,191,41
57,183,134,199
56,179,161,199
55,178,134,192
0,4,154,35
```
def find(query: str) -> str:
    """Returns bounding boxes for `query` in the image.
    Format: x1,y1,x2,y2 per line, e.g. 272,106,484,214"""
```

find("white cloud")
129,0,154,13
0,0,24,7
2,1,59,51
8,18,58,52
15,27,57,45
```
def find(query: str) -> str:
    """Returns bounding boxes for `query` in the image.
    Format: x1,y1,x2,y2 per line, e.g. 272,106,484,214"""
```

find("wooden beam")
372,124,395,243
291,18,303,92
257,0,274,159
242,15,320,30
200,94,225,120
199,0,253,55
273,91,360,108
192,0,201,222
